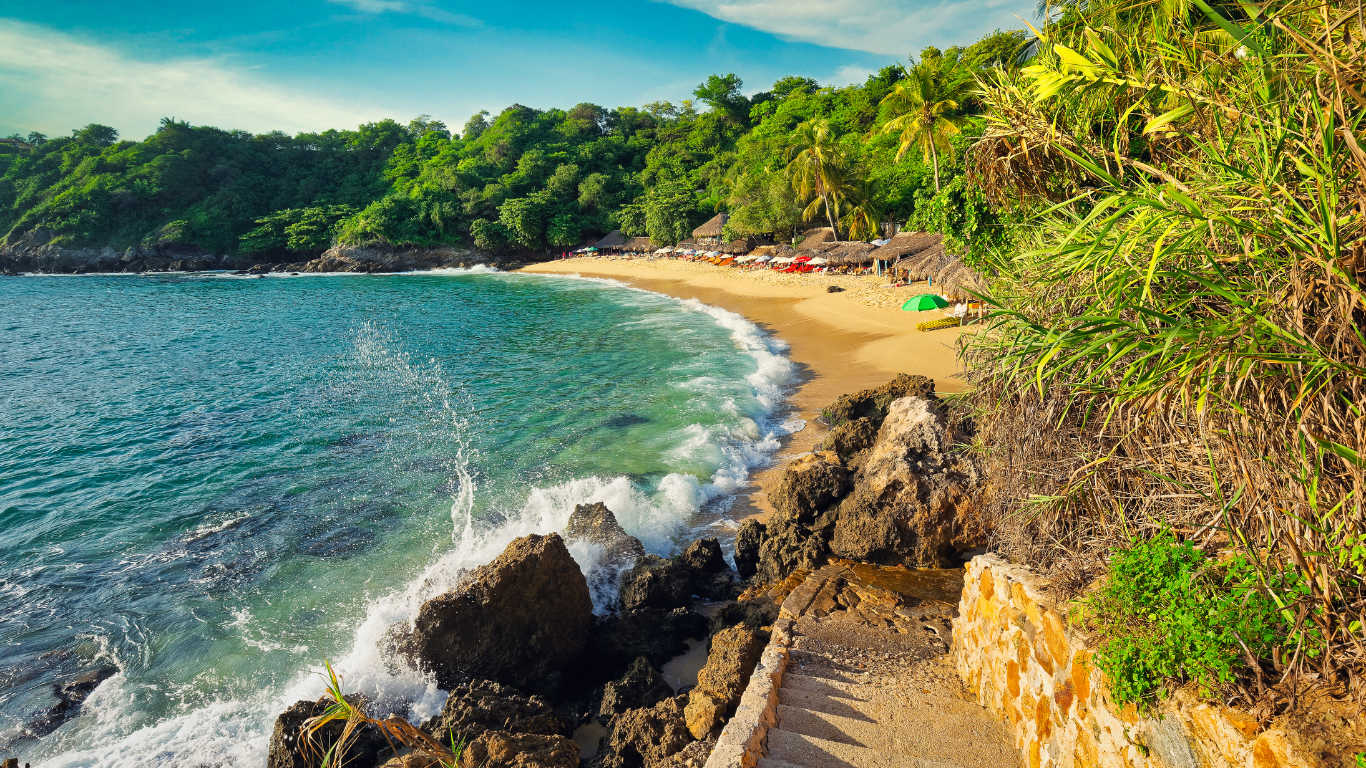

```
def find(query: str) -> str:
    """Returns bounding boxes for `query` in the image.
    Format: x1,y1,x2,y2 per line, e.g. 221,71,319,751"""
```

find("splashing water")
0,269,797,766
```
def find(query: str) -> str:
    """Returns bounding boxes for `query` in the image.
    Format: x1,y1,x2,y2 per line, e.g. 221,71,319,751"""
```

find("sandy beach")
520,255,968,520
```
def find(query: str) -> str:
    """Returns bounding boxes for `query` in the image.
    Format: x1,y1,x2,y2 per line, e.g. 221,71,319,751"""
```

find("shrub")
1083,530,1301,710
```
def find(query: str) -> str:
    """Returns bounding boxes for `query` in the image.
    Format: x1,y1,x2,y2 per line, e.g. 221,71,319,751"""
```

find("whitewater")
0,268,798,766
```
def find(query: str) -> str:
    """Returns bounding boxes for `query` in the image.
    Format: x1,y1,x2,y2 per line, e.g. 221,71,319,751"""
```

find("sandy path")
519,257,968,520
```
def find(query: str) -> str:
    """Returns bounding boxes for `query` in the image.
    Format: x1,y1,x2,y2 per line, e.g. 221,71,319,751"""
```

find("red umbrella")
793,255,812,263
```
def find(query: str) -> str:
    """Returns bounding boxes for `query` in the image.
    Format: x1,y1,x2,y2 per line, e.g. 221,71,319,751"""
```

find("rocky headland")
0,227,517,275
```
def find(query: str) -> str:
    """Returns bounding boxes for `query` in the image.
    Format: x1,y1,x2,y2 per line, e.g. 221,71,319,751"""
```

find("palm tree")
785,119,851,241
879,53,974,192
839,179,885,242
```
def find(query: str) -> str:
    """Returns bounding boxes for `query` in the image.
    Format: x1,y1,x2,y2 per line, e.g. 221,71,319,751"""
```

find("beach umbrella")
901,294,950,311
793,255,812,263
808,257,828,265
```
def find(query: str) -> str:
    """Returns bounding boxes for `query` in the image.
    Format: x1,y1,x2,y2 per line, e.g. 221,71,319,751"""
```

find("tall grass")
964,0,1365,709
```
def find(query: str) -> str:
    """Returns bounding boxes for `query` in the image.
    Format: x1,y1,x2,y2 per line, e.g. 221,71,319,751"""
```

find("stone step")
756,759,809,768
774,703,1016,766
778,671,864,698
765,727,882,768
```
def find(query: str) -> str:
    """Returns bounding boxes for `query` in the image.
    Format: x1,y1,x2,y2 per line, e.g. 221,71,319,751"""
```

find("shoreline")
520,256,968,520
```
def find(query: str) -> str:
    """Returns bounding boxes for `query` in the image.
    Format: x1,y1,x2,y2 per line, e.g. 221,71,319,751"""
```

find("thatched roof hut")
895,244,958,277
595,230,628,249
869,232,941,263
795,227,836,251
623,237,655,252
824,242,878,266
934,262,988,299
721,235,759,254
692,213,729,244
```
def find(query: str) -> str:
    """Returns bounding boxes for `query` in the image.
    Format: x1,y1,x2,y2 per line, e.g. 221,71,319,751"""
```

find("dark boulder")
424,679,572,747
619,555,691,611
733,520,764,580
768,453,849,525
706,596,779,637
597,657,675,722
23,666,118,738
587,608,708,676
267,697,389,768
816,417,880,461
678,538,735,600
389,533,592,691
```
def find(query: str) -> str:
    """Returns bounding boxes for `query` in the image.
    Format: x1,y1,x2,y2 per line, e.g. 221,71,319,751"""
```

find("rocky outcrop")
748,375,987,581
267,697,389,768
288,244,483,274
458,731,580,768
587,607,709,675
619,555,692,611
683,625,766,739
22,666,118,738
678,538,734,600
564,502,646,569
591,695,694,768
829,397,984,566
597,657,675,721
423,679,572,747
389,533,593,691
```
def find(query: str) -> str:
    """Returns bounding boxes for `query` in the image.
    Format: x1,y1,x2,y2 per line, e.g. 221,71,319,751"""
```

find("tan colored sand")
519,256,969,519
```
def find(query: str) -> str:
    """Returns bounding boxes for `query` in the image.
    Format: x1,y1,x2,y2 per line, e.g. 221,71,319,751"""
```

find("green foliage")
1085,531,1296,710
239,205,359,253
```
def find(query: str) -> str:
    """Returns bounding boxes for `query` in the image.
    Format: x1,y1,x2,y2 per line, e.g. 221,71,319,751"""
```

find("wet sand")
520,257,968,520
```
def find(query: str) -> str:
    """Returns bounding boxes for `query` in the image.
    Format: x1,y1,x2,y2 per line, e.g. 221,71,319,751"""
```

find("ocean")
0,268,798,766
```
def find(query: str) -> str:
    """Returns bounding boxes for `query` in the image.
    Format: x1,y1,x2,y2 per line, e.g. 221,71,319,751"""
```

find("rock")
829,397,985,567
754,515,829,584
733,520,764,580
619,555,691,611
678,538,735,600
379,756,443,768
705,596,778,637
588,608,709,675
683,625,765,738
598,657,675,721
458,731,580,768
768,452,849,525
591,695,694,768
817,417,880,461
23,666,118,738
656,735,717,768
821,373,936,427
390,533,592,691
563,502,645,569
826,285,844,293
2,759,18,768
425,679,572,747
267,697,389,768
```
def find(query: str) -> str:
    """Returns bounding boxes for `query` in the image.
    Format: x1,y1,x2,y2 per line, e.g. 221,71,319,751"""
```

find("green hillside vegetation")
0,30,1023,258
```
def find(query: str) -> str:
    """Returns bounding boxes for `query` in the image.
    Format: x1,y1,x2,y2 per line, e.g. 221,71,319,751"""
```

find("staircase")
708,563,1019,768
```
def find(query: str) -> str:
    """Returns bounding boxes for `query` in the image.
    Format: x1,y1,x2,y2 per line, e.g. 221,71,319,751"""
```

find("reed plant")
963,0,1366,711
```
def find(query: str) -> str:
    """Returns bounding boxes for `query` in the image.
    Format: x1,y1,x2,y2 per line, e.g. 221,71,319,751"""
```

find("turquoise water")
0,269,797,767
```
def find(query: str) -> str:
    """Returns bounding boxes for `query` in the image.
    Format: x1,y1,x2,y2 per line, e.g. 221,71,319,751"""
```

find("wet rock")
590,695,693,768
390,533,592,691
684,625,765,738
425,679,572,747
563,502,645,570
821,373,936,427
679,538,735,600
619,555,691,611
829,397,985,567
267,697,389,768
597,657,675,722
706,596,778,636
733,520,764,580
23,666,118,738
459,731,580,768
587,608,708,675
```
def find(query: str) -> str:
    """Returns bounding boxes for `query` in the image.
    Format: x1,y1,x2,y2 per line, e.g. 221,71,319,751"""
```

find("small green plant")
1354,751,1364,768
303,660,461,768
1084,530,1296,711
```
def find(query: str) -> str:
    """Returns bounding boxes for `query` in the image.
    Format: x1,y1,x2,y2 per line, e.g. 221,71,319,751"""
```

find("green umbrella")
901,293,950,311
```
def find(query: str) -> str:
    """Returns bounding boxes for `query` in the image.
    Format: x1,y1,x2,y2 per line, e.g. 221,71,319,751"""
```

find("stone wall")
952,554,1321,768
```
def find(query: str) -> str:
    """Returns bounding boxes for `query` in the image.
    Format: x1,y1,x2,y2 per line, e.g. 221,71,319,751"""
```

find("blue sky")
0,0,1035,142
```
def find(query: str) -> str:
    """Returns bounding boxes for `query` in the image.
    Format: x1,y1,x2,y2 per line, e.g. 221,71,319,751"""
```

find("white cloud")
0,19,391,140
830,64,875,85
656,0,1036,56
327,0,483,27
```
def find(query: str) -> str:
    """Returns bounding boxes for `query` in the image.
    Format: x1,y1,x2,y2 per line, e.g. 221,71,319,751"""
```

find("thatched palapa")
895,244,957,277
720,235,758,254
934,262,988,299
795,227,836,250
824,242,878,266
594,230,628,249
870,232,941,263
623,237,655,252
692,213,728,244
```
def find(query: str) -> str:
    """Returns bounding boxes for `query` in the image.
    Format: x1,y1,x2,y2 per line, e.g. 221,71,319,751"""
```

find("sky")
0,0,1036,142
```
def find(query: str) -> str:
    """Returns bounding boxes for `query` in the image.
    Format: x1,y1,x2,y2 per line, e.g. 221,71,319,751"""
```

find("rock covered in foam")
563,502,646,570
389,533,592,691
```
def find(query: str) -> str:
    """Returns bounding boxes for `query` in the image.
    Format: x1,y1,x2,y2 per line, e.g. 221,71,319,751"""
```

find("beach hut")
623,237,655,253
824,243,877,268
692,213,729,247
934,262,989,300
594,230,629,251
795,227,838,251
